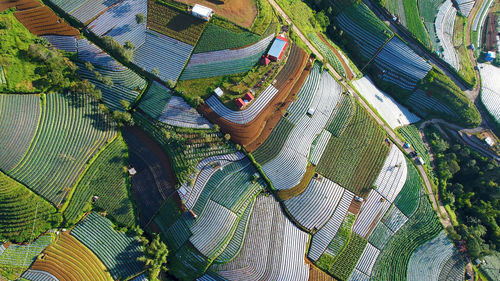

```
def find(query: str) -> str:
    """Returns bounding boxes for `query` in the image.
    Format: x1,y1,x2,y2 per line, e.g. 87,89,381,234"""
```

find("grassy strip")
402,0,431,48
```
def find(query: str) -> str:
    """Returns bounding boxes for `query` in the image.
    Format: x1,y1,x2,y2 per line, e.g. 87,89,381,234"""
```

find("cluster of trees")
101,36,133,62
426,126,500,259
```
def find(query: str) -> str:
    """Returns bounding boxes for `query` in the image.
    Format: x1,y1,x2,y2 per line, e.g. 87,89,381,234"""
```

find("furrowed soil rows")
14,6,79,36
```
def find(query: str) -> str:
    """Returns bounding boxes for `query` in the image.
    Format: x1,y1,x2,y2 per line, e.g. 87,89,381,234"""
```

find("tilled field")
14,6,79,36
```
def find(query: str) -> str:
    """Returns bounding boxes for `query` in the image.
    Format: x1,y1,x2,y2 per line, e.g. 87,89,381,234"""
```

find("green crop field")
0,94,41,172
253,118,295,165
402,0,431,48
393,159,422,217
317,103,389,196
371,189,442,281
8,93,117,206
133,112,235,184
64,136,135,228
397,125,431,165
0,234,53,269
147,0,207,46
0,171,61,243
325,94,355,137
329,233,367,280
137,81,172,120
418,0,445,51
309,33,347,78
194,23,260,53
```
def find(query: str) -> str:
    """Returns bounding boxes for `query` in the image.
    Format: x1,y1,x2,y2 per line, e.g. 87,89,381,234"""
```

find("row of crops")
479,64,500,123
133,112,235,184
14,6,79,36
316,102,389,195
194,23,261,53
0,171,60,243
137,81,173,120
434,0,459,70
0,235,53,268
308,33,347,77
48,0,121,25
42,35,77,52
71,212,144,279
159,96,212,129
407,90,458,119
63,136,135,227
397,125,431,166
0,94,41,172
209,195,310,280
29,232,113,281
147,0,206,46
7,93,117,206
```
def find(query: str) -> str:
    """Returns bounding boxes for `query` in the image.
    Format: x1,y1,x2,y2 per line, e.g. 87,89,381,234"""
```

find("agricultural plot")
393,159,422,217
316,102,389,196
401,0,431,48
481,252,500,281
397,125,431,166
407,231,459,281
371,190,443,281
262,72,342,190
328,232,367,281
373,37,432,90
29,232,113,281
123,126,176,227
68,0,121,24
373,145,407,202
354,243,380,277
137,81,172,120
309,33,347,78
134,30,194,82
209,195,310,281
71,212,145,280
252,118,295,164
367,220,394,250
76,39,126,71
407,89,459,119
309,130,332,165
14,6,79,36
353,76,420,129
194,23,261,53
22,270,59,281
384,0,406,25
87,0,147,47
43,35,77,52
177,0,257,29
0,235,53,268
324,94,355,137
479,64,500,122
205,85,279,125
159,96,212,129
435,1,459,70
0,0,41,12
324,212,356,260
8,93,116,206
335,3,393,61
0,171,60,243
308,192,354,261
352,190,391,238
181,34,273,80
147,0,206,46
76,62,147,111
0,95,41,172
283,176,346,232
133,113,235,184
456,0,475,17
419,0,445,51
63,136,135,227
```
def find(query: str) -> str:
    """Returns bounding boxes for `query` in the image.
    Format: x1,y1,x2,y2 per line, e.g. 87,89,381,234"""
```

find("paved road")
267,0,452,228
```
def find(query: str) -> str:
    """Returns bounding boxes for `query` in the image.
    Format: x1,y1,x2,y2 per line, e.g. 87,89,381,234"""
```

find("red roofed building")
267,36,288,61
261,56,271,66
244,92,254,101
235,98,245,108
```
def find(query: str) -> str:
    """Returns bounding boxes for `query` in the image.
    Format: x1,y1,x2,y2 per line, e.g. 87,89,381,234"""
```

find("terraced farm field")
317,103,389,196
71,212,145,280
8,93,116,206
194,23,261,53
0,95,41,172
29,232,113,281
0,234,53,268
147,0,206,46
64,136,135,227
479,64,500,122
14,6,79,36
176,0,257,28
0,171,60,243
397,125,431,165
371,189,442,281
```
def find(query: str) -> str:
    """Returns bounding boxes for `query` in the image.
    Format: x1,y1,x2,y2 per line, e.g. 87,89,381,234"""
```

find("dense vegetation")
0,171,61,243
63,135,135,228
426,125,500,259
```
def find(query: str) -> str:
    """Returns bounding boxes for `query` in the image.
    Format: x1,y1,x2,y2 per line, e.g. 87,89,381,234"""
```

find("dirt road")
267,0,452,229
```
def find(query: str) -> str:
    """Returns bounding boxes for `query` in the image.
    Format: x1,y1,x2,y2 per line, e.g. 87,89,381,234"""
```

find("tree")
102,76,113,87
314,10,330,31
120,99,131,110
224,133,231,141
152,68,160,77
124,40,135,50
113,110,133,126
136,13,146,24
167,79,175,88
138,234,168,281
94,71,103,82
85,61,94,71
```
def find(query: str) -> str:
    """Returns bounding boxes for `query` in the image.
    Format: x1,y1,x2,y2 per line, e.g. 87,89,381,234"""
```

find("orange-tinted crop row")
0,0,41,13
14,6,79,36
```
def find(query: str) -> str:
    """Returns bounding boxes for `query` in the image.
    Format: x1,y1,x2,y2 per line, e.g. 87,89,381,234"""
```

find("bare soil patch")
175,0,257,28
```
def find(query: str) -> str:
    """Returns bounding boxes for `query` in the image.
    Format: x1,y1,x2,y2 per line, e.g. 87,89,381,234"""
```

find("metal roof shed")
192,4,214,21
267,36,288,61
